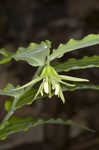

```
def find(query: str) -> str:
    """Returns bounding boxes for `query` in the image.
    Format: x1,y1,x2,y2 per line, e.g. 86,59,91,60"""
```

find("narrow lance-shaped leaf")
0,83,35,123
54,56,99,72
63,83,99,92
4,88,38,112
50,34,99,61
11,76,42,91
3,86,39,124
0,116,95,140
0,83,24,97
0,75,43,113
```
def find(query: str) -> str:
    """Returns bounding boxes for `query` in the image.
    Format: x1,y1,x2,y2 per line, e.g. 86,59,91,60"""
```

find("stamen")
44,81,49,94
55,84,60,95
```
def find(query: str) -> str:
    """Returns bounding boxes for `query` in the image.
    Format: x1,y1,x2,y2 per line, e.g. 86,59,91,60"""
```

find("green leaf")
0,48,14,64
16,88,38,108
0,41,51,66
0,48,11,57
0,83,24,97
54,56,99,72
4,98,13,112
4,87,38,112
0,116,95,140
11,76,42,91
50,34,99,61
12,40,51,66
4,83,99,124
3,78,42,109
63,83,99,92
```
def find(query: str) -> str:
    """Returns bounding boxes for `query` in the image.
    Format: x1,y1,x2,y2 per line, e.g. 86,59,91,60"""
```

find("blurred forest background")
0,0,99,150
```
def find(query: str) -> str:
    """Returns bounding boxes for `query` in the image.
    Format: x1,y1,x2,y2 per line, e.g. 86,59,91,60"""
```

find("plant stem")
24,66,43,92
12,77,42,90
33,66,43,79
1,96,19,128
1,66,43,128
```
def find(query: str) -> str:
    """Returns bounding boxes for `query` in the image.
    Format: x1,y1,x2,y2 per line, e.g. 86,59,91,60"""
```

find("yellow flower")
44,80,49,94
34,65,89,103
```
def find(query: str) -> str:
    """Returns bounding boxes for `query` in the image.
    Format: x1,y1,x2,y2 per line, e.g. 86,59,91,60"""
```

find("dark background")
0,0,99,150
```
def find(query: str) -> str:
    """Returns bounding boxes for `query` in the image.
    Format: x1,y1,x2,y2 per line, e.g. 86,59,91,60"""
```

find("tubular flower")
34,65,89,103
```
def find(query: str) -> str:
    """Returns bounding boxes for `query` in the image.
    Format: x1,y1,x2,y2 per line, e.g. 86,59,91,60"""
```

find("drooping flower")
34,65,89,103
44,79,49,94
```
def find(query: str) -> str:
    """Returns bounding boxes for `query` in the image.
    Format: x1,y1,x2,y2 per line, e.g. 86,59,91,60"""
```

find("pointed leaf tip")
50,34,99,61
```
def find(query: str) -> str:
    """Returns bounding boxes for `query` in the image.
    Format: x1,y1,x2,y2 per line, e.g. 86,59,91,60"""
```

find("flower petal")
55,84,60,95
60,75,89,82
44,81,49,94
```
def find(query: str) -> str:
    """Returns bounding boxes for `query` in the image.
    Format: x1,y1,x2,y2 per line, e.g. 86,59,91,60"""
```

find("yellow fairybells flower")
44,79,49,94
14,65,89,103
54,84,60,95
34,65,89,103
